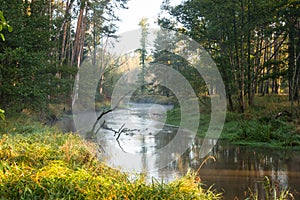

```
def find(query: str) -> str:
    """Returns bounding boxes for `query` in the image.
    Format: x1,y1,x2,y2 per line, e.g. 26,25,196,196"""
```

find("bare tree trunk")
247,0,253,106
71,1,86,67
233,3,244,113
71,0,87,107
273,36,279,94
253,31,262,98
239,1,245,113
60,0,72,65
61,21,69,65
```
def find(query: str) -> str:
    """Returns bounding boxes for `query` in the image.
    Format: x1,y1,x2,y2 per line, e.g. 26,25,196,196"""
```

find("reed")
246,176,295,200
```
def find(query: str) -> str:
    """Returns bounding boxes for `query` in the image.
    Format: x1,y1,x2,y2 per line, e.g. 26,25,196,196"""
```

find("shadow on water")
54,103,300,199
53,116,76,133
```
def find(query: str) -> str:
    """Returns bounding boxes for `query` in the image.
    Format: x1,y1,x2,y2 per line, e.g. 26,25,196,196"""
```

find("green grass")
0,116,221,199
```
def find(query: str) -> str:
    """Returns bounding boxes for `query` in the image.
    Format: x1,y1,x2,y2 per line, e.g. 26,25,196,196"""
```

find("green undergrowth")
165,95,300,150
0,116,221,199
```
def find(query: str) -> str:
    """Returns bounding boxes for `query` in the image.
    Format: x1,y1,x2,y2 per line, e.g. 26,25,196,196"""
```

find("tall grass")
0,117,221,199
237,118,296,144
246,176,295,200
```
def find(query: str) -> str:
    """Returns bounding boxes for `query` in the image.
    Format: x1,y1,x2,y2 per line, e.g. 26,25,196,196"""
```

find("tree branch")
91,91,129,133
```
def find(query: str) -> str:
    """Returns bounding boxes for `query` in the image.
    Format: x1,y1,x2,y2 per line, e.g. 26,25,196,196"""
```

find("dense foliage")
160,0,300,113
0,0,128,114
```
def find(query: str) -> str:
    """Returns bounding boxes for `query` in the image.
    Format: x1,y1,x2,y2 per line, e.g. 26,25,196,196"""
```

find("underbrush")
0,117,221,199
236,118,300,147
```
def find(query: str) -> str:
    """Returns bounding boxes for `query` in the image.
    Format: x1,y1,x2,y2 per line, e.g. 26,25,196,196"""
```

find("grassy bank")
165,95,300,150
0,116,221,199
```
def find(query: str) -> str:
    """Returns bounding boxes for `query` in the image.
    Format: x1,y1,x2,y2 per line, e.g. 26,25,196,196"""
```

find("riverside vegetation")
0,0,299,198
0,103,297,199
166,95,300,150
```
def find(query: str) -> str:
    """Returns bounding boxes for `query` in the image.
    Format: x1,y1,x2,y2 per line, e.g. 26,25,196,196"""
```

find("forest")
0,0,300,199
0,0,299,115
159,0,300,112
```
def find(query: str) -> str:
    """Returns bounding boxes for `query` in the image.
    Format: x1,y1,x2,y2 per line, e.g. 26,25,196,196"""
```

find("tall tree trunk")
239,1,245,112
71,0,87,107
253,30,262,98
71,1,86,67
61,21,69,65
247,0,253,106
222,63,234,111
233,3,244,113
58,0,75,62
272,36,279,94
288,23,297,101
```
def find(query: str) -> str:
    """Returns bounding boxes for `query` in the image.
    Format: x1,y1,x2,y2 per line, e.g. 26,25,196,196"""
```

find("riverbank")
0,116,221,199
165,95,300,150
1,114,297,199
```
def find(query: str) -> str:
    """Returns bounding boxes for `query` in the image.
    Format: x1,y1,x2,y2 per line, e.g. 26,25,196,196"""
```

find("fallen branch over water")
91,92,129,135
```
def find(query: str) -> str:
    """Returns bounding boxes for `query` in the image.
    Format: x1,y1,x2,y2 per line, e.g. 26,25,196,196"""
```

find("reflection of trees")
164,138,299,199
153,126,177,149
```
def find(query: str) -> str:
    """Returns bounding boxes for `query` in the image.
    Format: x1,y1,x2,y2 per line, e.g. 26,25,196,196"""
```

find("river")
54,103,300,199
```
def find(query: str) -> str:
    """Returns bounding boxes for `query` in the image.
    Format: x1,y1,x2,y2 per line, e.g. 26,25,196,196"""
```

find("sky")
115,0,182,33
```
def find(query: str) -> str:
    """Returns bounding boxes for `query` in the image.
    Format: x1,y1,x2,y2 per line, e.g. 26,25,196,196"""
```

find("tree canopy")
159,0,300,113
0,0,128,115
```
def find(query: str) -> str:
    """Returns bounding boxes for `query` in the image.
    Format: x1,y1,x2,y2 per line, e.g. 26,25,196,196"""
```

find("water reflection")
55,103,300,199
165,139,300,199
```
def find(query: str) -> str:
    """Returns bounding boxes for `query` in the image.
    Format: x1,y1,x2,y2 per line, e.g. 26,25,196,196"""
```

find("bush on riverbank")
0,116,221,199
237,119,300,147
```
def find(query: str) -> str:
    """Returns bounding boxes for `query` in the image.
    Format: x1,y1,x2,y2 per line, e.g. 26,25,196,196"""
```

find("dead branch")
100,123,125,141
95,120,106,135
91,92,129,133
116,139,126,152
115,124,126,137
100,122,127,152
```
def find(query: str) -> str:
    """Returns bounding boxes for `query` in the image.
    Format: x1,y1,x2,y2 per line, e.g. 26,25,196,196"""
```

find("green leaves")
0,11,5,22
7,25,13,32
0,109,5,120
0,11,13,41
0,33,4,41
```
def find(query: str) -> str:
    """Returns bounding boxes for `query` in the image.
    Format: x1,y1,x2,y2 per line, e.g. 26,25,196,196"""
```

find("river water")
55,103,300,199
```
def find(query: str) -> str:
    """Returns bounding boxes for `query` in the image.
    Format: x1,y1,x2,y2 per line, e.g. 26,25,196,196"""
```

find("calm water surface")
55,103,300,199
